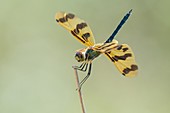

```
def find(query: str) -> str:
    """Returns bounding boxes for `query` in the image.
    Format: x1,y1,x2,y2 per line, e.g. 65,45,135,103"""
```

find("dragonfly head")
75,51,85,62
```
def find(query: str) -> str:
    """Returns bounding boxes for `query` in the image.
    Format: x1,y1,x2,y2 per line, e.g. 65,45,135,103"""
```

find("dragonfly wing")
105,44,138,77
56,12,95,46
92,40,118,53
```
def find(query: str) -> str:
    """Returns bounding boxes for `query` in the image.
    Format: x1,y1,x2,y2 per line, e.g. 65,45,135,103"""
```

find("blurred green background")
0,0,170,113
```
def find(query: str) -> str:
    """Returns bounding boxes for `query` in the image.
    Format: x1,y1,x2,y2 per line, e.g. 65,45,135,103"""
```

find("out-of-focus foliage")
0,0,170,113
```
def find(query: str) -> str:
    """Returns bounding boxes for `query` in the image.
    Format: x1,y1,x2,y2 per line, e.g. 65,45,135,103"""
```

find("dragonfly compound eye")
75,52,84,62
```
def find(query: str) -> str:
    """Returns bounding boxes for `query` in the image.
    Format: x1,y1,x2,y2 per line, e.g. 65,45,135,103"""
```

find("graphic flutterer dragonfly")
55,9,138,89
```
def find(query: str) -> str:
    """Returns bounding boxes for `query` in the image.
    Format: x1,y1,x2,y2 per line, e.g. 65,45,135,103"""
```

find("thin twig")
72,66,86,113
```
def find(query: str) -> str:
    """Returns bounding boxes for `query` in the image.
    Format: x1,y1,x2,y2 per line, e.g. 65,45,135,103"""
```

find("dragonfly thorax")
75,48,101,62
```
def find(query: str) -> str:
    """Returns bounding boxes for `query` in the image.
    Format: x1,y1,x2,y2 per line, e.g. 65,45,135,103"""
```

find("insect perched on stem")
55,9,138,89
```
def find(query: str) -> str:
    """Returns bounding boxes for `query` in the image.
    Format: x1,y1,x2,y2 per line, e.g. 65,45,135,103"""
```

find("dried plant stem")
72,66,86,113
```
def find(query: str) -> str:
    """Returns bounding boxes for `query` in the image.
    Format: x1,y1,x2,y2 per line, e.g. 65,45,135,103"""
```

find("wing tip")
55,11,65,21
122,71,138,77
122,64,138,77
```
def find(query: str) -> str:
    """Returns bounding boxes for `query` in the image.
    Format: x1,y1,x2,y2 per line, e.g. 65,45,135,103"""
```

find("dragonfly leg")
73,62,88,72
73,62,85,69
78,62,92,90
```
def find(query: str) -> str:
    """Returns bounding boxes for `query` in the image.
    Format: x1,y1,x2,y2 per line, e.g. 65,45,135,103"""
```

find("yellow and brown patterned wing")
105,44,138,77
92,39,118,53
55,12,95,47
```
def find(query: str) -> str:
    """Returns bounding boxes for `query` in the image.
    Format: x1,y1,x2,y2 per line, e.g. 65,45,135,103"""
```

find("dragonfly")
55,9,138,89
